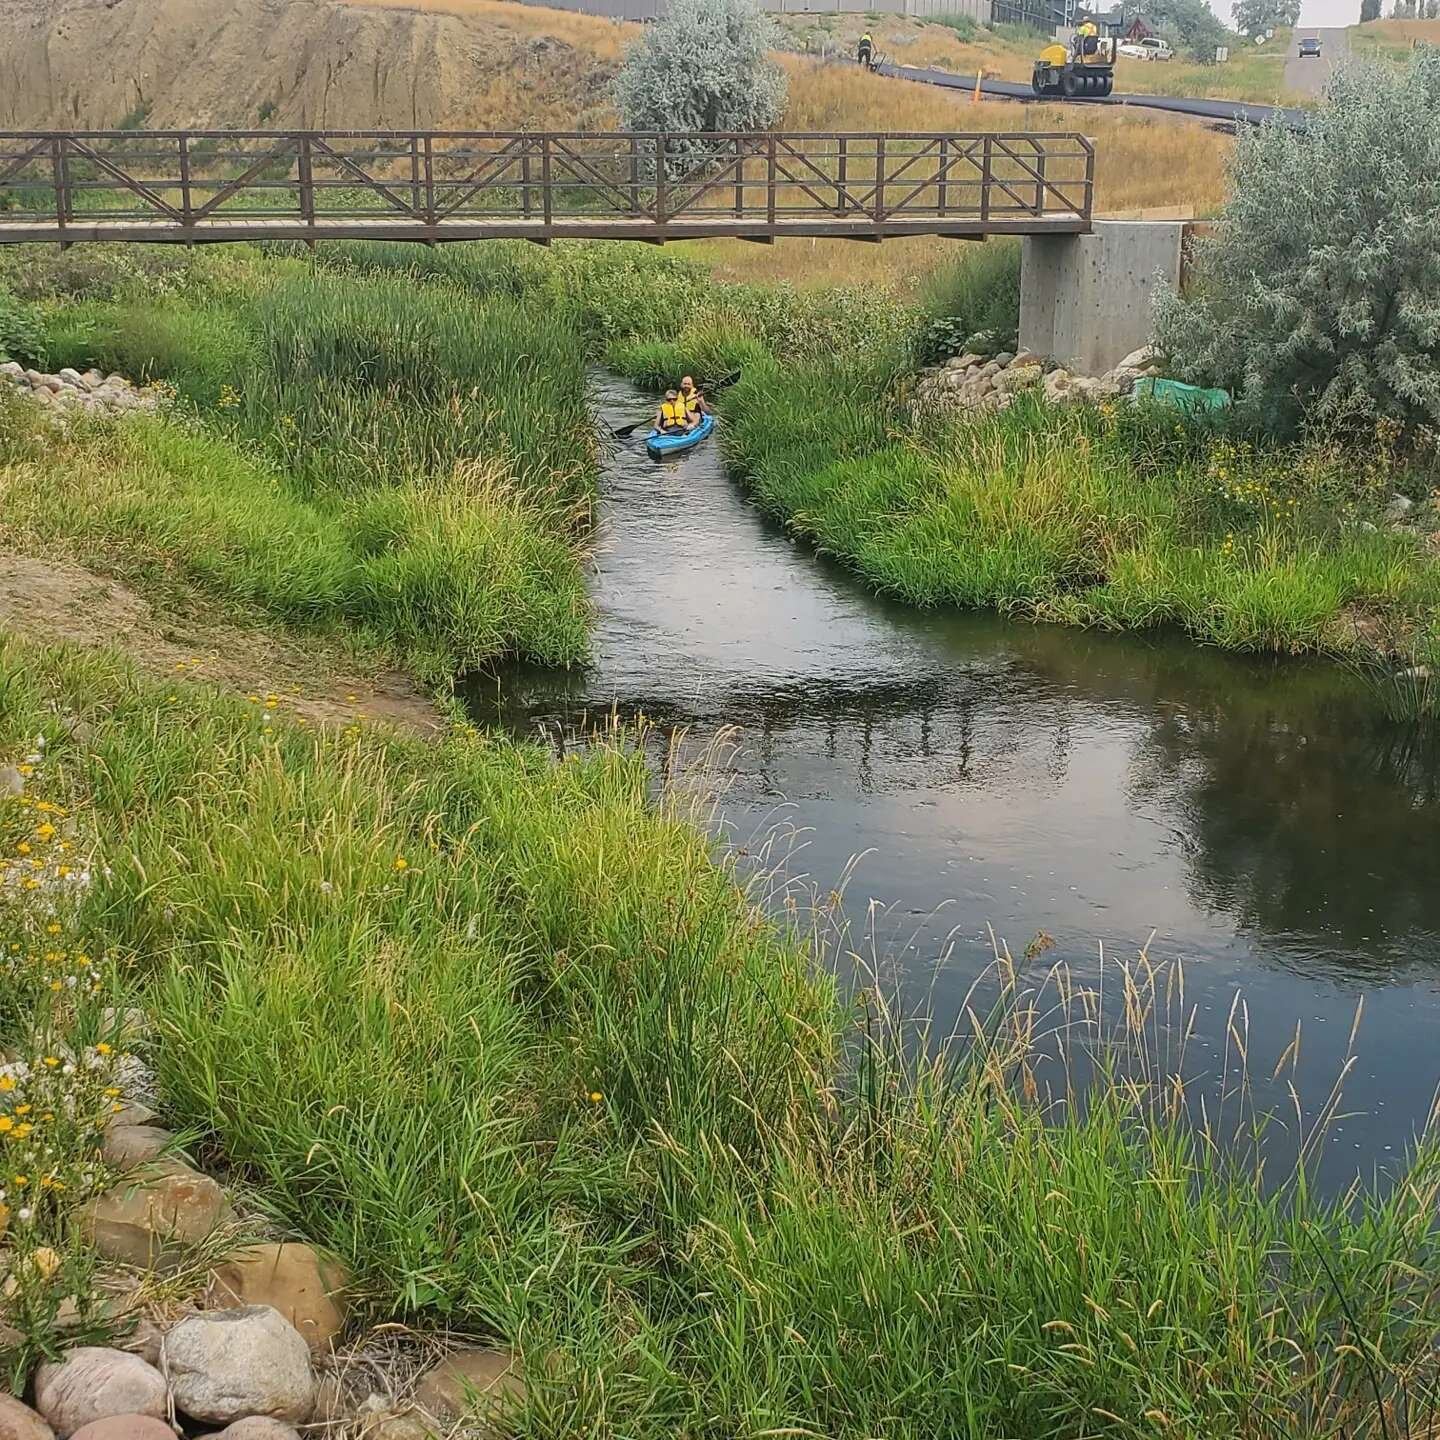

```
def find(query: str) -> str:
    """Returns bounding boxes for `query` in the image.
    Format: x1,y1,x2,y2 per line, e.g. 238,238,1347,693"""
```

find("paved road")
878,62,1313,132
1283,25,1350,96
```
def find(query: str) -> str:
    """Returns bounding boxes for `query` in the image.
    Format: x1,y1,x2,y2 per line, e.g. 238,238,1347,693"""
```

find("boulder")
1010,349,1046,369
163,1306,315,1424
33,1349,167,1439
1387,494,1415,521
0,360,24,378
1116,344,1157,372
207,1243,348,1355
108,1101,158,1129
0,1396,55,1440
412,1349,524,1426
994,364,1043,395
68,1420,173,1440
82,1162,231,1270
100,1126,174,1173
360,1412,433,1440
214,1421,299,1440
56,368,84,388
946,351,983,370
992,351,1015,368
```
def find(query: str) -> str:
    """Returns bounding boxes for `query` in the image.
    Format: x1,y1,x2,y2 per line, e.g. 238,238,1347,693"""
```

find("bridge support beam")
1019,220,1184,376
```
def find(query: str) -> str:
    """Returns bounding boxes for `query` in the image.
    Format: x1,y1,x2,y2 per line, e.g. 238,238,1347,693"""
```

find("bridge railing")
0,130,1094,238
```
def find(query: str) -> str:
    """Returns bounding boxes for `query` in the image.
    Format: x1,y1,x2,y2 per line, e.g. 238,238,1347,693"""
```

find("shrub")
612,0,787,155
0,287,44,366
1156,50,1440,445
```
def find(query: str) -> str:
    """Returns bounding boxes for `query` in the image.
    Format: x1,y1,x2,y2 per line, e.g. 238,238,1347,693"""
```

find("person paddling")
654,389,694,434
679,375,708,422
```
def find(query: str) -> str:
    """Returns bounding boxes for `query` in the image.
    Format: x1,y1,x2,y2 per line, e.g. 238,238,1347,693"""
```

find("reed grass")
5,259,597,680
722,363,1440,663
5,635,1440,1435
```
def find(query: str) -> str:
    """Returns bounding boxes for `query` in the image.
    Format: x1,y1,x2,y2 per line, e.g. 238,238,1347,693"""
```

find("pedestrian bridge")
0,129,1094,247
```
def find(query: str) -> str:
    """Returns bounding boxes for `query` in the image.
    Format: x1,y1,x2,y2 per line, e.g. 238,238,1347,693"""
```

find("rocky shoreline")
910,344,1165,415
0,364,162,417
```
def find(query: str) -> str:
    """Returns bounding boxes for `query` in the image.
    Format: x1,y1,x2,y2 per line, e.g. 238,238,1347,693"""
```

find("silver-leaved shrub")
1155,50,1440,442
613,0,787,159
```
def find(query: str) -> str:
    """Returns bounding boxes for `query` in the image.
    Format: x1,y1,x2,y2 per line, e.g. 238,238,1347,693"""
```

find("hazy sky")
1212,0,1359,30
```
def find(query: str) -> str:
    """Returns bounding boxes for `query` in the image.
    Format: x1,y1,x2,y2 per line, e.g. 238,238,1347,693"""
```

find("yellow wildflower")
393,856,408,871
34,823,55,840
95,1042,112,1057
42,1056,59,1069
0,1118,13,1134
0,1076,14,1093
46,922,61,935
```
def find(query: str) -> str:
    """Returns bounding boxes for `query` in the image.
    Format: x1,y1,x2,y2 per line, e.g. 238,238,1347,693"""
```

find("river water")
469,376,1440,1186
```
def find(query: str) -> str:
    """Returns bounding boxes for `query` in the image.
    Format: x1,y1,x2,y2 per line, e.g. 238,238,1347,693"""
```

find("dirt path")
0,554,443,735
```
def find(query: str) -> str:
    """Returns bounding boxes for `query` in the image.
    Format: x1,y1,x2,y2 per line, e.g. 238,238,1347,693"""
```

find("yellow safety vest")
681,388,703,415
860,32,873,46
660,398,688,428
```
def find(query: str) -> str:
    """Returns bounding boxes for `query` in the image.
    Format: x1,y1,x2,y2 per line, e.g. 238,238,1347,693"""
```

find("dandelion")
0,1118,13,1134
45,922,61,935
16,1207,32,1223
16,842,30,856
95,1043,112,1057
588,1091,603,1103
392,856,409,871
42,1057,58,1069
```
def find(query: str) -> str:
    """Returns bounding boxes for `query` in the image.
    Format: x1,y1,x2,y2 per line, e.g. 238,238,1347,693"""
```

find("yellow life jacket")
681,387,703,416
660,398,688,428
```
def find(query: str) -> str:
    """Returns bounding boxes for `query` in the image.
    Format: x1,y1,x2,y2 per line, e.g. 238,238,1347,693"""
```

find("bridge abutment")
1019,220,1185,376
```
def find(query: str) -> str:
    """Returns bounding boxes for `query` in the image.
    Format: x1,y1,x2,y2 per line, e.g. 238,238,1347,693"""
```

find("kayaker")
654,389,694,434
679,376,708,420
857,30,874,67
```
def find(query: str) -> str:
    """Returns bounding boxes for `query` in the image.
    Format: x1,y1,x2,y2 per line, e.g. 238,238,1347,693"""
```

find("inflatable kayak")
646,411,714,457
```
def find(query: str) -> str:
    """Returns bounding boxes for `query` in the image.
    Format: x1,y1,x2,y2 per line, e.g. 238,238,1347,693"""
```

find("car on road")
1118,35,1173,60
1298,35,1322,56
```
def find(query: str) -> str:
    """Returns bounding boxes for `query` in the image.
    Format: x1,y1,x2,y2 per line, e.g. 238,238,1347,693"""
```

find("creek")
468,375,1440,1188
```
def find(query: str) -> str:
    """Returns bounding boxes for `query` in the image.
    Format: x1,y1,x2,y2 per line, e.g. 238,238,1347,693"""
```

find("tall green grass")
723,362,1440,660
4,257,599,679
6,637,1440,1436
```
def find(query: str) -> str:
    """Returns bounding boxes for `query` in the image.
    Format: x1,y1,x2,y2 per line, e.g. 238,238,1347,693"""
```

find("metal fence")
0,129,1095,245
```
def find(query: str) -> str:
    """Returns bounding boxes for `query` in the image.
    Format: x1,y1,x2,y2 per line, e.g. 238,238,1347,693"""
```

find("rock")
56,368,84,388
164,1306,315,1424
0,764,23,797
33,1349,167,1439
0,1396,56,1440
1010,349,1045,369
100,1126,174,1173
1043,370,1073,402
68,1420,173,1440
112,1313,164,1368
82,1162,231,1270
946,351,983,370
992,351,1015,368
412,1349,524,1426
359,1413,432,1440
1387,494,1415,521
1116,344,1157,372
107,1099,157,1128
24,369,42,385
994,364,1043,395
214,1421,299,1440
207,1244,348,1355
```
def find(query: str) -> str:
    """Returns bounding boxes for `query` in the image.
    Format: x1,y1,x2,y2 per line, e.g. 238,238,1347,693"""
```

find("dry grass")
1353,17,1440,54
337,0,636,59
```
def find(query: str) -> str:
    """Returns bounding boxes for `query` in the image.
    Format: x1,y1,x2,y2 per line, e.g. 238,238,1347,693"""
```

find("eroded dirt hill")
1,0,626,131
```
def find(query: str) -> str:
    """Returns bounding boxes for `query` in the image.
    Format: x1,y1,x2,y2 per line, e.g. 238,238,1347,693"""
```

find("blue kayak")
646,411,714,457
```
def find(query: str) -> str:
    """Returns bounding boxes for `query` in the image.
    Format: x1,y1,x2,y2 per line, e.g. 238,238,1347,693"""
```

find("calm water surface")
468,377,1440,1185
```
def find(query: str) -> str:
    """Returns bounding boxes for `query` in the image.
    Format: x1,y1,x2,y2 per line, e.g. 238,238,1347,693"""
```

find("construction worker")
857,30,874,67
1075,15,1099,56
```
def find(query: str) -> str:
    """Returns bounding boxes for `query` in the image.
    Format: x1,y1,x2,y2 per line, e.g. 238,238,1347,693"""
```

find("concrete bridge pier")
1019,220,1186,376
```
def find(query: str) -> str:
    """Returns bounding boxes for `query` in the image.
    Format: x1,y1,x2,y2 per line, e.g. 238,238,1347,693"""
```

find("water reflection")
465,376,1440,1179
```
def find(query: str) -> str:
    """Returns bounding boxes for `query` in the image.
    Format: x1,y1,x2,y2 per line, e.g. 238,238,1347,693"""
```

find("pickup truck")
1118,36,1173,60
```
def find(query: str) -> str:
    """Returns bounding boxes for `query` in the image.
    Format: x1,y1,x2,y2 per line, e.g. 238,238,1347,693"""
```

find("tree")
1359,0,1382,22
1232,0,1301,37
1145,0,1230,59
1154,51,1440,442
612,0,787,156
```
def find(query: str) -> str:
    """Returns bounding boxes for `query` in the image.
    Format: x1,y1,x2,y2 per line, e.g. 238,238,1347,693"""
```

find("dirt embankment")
0,0,623,131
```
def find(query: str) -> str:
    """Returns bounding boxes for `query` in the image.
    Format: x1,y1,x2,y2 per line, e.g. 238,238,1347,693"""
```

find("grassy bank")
1,251,596,683
718,365,1440,662
6,636,1440,1435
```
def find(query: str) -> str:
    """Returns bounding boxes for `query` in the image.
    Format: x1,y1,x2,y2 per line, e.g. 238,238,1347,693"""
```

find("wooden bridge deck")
0,130,1095,247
